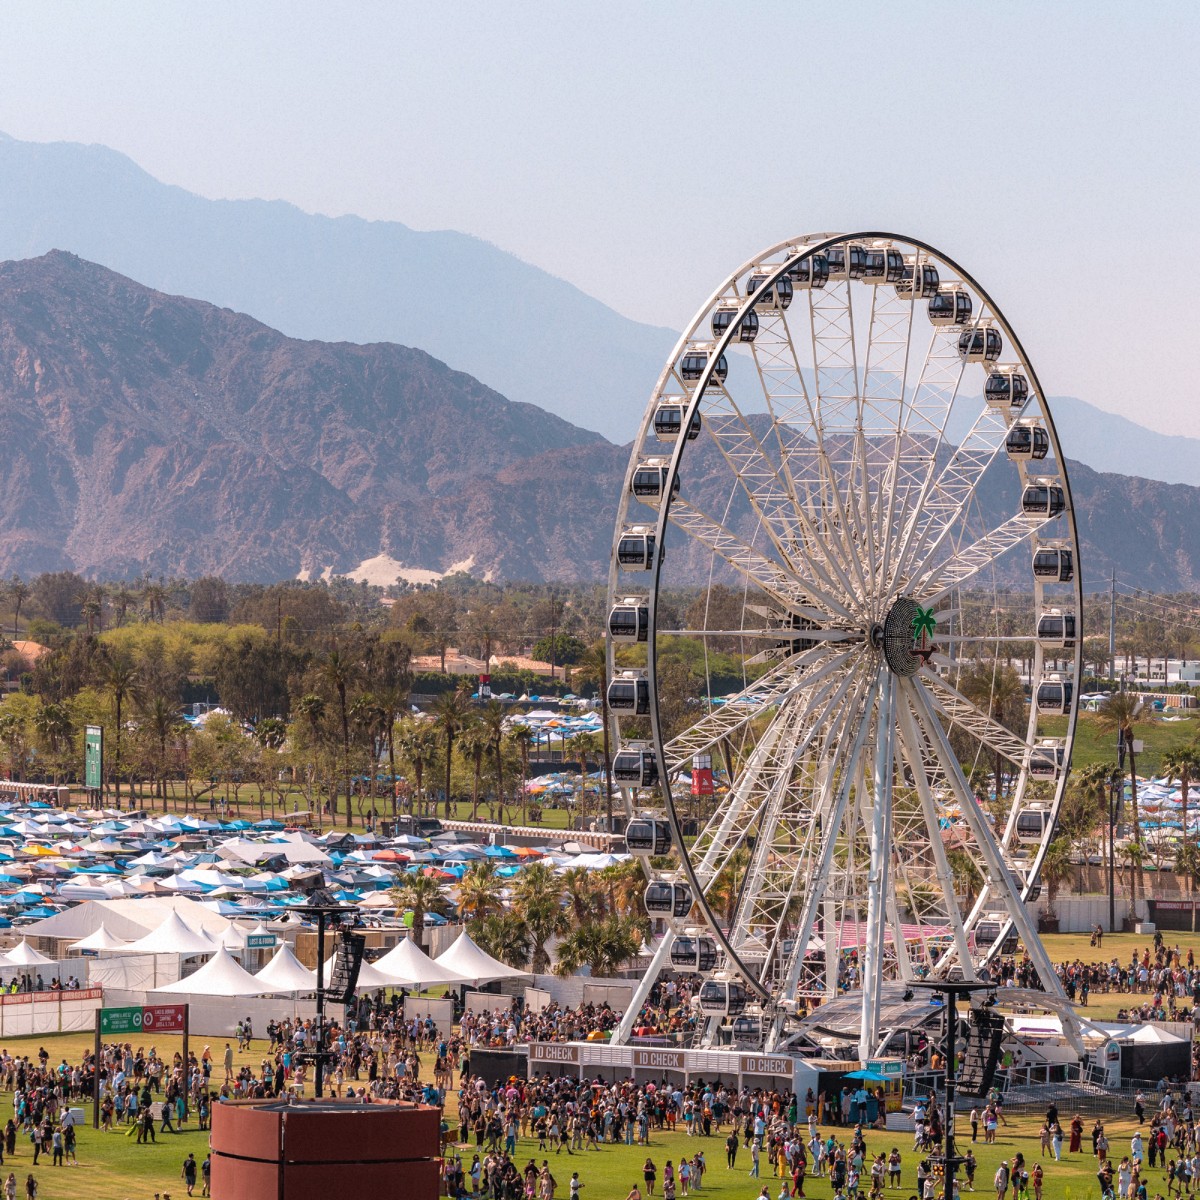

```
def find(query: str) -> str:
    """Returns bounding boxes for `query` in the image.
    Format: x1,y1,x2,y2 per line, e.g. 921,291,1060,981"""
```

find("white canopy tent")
321,954,397,990
436,929,529,982
254,944,317,994
67,923,129,953
154,947,275,997
373,935,472,988
2,940,57,967
123,911,216,957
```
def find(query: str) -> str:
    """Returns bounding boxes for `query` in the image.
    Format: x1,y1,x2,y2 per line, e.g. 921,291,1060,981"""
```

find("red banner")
142,1004,187,1032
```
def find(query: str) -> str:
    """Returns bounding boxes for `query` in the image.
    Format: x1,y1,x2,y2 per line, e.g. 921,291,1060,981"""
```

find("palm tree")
322,647,358,823
375,683,410,816
7,577,28,638
391,873,451,951
1039,836,1074,920
473,912,532,970
706,846,752,927
139,695,185,799
511,861,567,973
1098,691,1151,909
573,642,614,829
509,723,535,825
458,718,490,822
110,586,135,628
395,718,439,816
457,860,504,928
32,702,73,781
481,701,508,823
960,659,1026,799
567,731,602,820
561,865,606,926
1163,745,1200,862
431,687,473,818
554,914,644,977
143,582,168,623
81,597,102,637
99,650,143,808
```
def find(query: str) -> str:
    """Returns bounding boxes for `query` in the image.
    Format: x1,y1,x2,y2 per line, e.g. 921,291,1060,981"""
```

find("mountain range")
2,250,1200,590
0,130,1195,484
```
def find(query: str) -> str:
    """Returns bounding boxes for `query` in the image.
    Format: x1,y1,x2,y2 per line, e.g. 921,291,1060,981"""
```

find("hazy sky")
1,1,1198,436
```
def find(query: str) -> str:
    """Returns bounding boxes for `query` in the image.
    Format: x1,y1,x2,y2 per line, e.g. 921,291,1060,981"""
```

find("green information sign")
84,726,103,791
99,1005,143,1035
246,934,277,950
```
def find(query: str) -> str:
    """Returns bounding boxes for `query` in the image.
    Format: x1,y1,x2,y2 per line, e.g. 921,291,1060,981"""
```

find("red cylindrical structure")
212,1098,441,1200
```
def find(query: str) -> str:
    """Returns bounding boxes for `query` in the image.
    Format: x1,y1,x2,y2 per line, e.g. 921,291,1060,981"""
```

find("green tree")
98,650,144,808
572,642,614,829
321,646,359,823
481,700,508,823
1039,836,1074,916
391,873,451,952
395,718,439,816
509,723,535,825
554,914,644,977
7,577,29,638
431,687,473,818
1098,691,1151,908
458,717,490,822
457,861,504,927
511,862,567,973
1163,745,1200,861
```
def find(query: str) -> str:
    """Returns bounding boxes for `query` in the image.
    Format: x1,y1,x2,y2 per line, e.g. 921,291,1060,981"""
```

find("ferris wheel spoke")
688,655,866,883
889,400,1013,592
668,498,855,621
911,512,1058,603
663,644,856,773
903,677,1068,997
917,670,1032,769
738,670,876,989
893,691,978,978
875,324,969,588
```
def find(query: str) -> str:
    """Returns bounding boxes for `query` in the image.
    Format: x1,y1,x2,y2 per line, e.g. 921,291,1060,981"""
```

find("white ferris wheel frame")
604,232,1083,1058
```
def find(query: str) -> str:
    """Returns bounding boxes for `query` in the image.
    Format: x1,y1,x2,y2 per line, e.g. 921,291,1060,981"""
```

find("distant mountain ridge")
0,131,676,441
2,251,1200,589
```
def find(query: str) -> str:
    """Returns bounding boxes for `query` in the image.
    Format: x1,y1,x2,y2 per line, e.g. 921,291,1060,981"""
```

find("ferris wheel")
604,233,1082,1058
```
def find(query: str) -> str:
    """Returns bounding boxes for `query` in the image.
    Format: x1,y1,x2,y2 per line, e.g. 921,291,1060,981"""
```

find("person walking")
2,1174,12,1200
644,1158,657,1196
182,1151,198,1197
994,1161,1010,1200
21,1177,34,1200
726,1132,738,1169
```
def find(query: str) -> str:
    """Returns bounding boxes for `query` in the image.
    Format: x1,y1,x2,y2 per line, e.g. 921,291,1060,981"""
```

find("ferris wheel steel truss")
604,232,1083,1058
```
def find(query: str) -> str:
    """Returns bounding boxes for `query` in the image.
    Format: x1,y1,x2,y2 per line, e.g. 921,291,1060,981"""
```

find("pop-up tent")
123,911,216,957
373,936,471,988
67,923,129,953
154,947,275,997
436,929,528,982
254,943,317,994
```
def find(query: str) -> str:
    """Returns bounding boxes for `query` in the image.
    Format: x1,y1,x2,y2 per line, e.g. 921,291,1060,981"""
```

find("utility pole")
1109,570,1116,682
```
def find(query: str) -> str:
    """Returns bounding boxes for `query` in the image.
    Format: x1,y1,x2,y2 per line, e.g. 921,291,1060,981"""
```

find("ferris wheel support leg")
860,674,896,1061
904,680,1075,1023
824,896,839,1000
611,927,677,1047
893,695,978,979
767,676,879,1053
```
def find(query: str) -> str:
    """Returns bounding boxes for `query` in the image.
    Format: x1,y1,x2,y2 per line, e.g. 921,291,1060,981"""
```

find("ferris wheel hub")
876,596,936,676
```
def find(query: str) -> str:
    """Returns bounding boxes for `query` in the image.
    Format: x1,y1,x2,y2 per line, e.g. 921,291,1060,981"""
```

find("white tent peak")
67,923,129,953
436,929,528,981
373,936,470,987
123,910,216,956
254,943,317,994
1,939,57,967
154,946,273,997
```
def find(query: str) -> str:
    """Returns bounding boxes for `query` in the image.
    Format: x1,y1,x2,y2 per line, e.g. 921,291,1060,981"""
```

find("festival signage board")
84,726,103,790
529,1043,580,1066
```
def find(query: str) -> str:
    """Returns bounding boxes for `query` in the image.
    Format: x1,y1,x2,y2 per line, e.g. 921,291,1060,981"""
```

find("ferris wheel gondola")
604,231,1082,1058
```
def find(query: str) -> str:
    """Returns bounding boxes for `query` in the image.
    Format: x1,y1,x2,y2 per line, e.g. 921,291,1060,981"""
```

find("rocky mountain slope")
0,131,675,441
1,251,1199,589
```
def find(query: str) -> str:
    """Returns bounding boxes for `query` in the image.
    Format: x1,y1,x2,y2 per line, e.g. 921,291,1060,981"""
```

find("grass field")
1041,712,1200,777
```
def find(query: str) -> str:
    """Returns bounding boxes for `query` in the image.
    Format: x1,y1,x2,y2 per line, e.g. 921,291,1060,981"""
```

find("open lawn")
1040,713,1200,777
0,1021,1171,1200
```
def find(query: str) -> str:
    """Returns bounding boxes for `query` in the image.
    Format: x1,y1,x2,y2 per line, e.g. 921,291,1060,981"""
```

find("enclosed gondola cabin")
1035,678,1073,716
1015,805,1052,844
863,247,905,284
679,348,729,387
825,243,867,279
711,305,759,343
654,401,702,443
609,599,649,643
785,252,829,290
959,326,1004,363
1021,483,1066,518
625,816,671,856
973,916,1008,949
671,936,718,972
698,980,748,1016
1029,743,1066,780
1033,547,1074,582
613,748,660,789
617,528,658,571
631,460,680,506
1005,424,1050,461
928,288,972,325
644,881,692,919
1036,610,1077,650
895,260,940,299
608,671,651,715
985,368,1029,410
747,273,794,310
